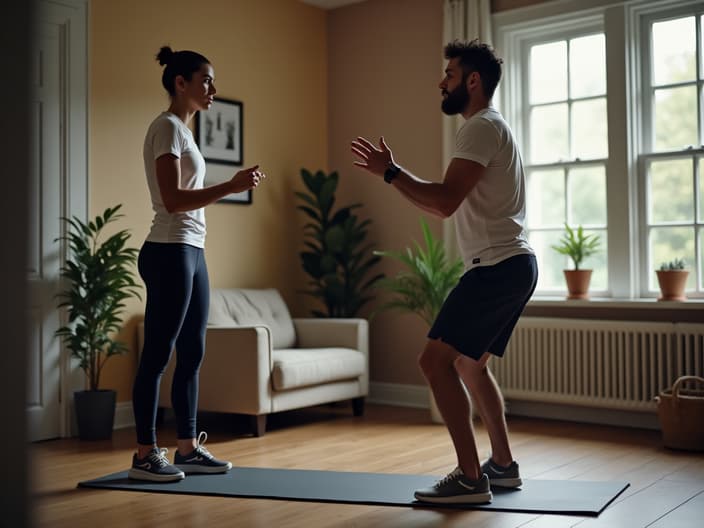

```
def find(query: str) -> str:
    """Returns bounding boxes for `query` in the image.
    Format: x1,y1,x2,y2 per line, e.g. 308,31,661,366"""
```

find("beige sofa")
137,288,369,436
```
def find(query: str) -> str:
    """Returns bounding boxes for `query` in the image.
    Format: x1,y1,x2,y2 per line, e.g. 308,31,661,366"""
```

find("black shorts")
427,253,538,360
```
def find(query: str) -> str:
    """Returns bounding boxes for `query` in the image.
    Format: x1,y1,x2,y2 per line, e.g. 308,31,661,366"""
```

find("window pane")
699,228,703,290
652,16,696,85
571,98,608,159
581,228,608,291
527,169,564,228
530,230,566,290
699,158,704,223
530,41,567,104
570,34,606,98
649,227,696,290
649,159,694,223
654,86,698,151
530,103,568,163
568,166,607,225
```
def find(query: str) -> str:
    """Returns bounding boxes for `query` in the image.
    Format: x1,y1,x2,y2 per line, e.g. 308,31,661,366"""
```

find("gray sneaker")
174,431,232,474
128,447,185,482
414,467,492,504
481,458,522,488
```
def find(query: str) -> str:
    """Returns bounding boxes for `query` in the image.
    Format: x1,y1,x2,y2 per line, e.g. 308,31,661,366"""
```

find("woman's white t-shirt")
143,112,206,248
453,107,534,271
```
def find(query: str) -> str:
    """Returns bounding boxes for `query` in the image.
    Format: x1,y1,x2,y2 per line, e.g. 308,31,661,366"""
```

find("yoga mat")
78,467,629,516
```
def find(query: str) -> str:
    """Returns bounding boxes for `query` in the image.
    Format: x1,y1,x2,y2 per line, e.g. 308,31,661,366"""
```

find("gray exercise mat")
78,467,629,516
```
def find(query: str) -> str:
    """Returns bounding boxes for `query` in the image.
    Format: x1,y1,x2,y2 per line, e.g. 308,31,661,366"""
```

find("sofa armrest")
292,318,368,353
292,318,369,396
198,326,274,415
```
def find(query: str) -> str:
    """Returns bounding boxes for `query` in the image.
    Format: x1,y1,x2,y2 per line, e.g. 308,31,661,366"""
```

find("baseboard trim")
505,400,660,430
368,382,660,430
368,382,429,409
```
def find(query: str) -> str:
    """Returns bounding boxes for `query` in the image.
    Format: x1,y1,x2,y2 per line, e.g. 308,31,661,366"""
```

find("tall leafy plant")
374,218,464,326
55,205,141,391
296,168,383,317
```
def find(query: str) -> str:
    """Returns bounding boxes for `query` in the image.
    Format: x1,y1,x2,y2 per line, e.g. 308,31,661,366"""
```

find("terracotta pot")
656,270,689,301
563,269,592,300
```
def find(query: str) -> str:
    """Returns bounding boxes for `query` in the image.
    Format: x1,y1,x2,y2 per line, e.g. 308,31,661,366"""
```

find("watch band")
384,163,401,184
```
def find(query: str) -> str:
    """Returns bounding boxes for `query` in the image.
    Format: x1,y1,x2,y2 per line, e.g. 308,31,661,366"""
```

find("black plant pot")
74,389,116,440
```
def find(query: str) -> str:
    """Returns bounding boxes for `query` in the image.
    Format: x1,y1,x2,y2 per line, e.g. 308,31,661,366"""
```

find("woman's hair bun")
156,46,174,67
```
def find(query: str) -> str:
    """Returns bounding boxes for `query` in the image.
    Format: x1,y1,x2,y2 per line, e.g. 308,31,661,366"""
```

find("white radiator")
494,318,704,412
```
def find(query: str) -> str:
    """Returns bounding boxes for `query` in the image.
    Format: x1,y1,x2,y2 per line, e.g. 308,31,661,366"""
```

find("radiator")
493,318,704,412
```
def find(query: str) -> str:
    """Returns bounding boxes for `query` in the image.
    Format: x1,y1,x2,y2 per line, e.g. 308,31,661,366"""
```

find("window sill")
529,297,704,310
525,297,703,323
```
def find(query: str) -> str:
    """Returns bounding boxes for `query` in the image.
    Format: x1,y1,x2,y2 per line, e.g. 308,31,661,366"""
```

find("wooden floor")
32,404,704,528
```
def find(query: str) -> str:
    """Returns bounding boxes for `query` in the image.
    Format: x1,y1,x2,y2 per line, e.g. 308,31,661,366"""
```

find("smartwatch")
384,163,401,184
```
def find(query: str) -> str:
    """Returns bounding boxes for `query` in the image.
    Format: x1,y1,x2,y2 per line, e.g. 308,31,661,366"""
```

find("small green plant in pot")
551,223,601,300
656,258,689,301
55,205,141,439
296,168,384,317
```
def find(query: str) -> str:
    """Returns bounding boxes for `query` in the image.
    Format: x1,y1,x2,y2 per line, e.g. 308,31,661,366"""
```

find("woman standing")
129,46,265,482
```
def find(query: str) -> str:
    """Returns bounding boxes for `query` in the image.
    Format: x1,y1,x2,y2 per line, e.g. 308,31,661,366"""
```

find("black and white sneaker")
128,447,185,482
174,431,232,474
414,467,492,504
481,458,522,488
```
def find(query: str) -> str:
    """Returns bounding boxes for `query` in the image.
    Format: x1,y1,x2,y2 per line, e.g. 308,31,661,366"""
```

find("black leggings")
132,242,209,445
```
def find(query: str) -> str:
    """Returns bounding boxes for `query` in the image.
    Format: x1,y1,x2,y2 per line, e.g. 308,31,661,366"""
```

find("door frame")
38,0,88,438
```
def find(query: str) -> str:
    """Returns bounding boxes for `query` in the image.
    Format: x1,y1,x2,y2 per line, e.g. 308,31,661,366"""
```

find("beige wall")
90,0,328,400
328,0,444,386
91,0,525,400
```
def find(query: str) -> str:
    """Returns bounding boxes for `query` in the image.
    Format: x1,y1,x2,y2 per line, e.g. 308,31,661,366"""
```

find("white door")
27,0,88,441
26,18,63,442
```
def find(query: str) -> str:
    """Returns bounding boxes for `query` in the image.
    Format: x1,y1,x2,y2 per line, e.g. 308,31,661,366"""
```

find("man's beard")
441,82,469,115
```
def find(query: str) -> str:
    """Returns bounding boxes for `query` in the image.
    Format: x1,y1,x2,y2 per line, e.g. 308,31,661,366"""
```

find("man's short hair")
444,39,503,99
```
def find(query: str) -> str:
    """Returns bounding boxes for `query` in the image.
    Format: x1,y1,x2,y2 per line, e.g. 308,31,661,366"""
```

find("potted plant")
656,258,689,301
551,223,601,300
296,168,384,317
373,217,465,422
55,205,141,440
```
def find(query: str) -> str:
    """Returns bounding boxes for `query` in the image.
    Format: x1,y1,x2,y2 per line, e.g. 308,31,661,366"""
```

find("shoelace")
194,431,214,459
435,467,463,487
147,447,171,468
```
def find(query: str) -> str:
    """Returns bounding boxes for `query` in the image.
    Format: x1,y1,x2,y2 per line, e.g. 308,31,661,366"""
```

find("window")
496,0,704,299
640,11,704,294
520,27,609,294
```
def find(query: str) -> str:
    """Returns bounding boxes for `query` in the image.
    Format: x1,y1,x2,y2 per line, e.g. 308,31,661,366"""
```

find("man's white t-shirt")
143,112,207,248
453,107,533,271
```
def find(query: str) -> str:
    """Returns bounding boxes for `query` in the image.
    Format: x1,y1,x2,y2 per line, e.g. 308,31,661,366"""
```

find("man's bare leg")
454,352,513,467
418,339,481,479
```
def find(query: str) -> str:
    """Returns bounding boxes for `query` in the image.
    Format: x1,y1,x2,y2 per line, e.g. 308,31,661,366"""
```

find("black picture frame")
196,96,251,204
196,96,243,165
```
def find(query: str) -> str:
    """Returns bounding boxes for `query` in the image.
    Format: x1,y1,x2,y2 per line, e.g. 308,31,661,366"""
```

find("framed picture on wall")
196,96,251,204
195,96,243,166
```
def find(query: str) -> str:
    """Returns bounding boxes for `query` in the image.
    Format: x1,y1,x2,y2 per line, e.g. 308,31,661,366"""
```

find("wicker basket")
655,375,704,451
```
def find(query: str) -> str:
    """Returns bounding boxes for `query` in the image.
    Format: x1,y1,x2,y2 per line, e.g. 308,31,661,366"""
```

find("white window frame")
634,2,704,297
496,8,621,297
495,0,704,300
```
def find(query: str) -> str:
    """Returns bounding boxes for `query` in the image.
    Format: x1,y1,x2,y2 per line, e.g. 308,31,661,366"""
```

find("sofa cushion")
271,348,365,391
208,288,296,349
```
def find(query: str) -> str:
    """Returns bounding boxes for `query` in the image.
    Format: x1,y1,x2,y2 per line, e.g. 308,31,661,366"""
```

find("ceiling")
300,0,367,9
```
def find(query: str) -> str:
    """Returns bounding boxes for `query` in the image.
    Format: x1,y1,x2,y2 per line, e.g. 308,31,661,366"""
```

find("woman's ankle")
137,444,157,459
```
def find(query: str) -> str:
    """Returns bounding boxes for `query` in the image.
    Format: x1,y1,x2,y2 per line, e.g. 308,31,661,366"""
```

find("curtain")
441,0,493,260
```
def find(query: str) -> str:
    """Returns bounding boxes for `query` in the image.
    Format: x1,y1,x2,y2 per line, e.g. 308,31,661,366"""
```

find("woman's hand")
351,136,395,177
230,165,266,193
